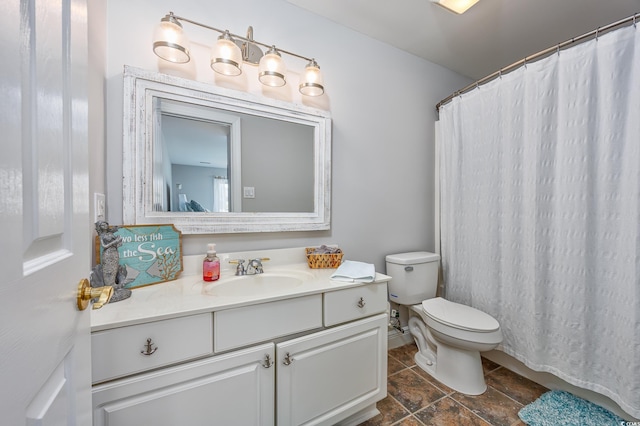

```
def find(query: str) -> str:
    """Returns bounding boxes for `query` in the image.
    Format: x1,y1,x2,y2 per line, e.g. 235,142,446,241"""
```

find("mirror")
122,66,332,234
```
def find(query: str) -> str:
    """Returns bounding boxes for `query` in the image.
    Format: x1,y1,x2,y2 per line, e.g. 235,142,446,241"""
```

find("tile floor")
358,343,548,426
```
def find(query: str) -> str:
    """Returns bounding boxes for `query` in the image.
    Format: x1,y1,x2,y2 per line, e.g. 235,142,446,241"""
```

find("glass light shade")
211,31,243,76
153,15,191,63
431,0,480,14
258,46,286,87
299,60,324,96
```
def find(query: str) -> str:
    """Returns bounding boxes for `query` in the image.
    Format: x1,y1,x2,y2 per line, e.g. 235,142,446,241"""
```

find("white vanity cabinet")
90,263,389,426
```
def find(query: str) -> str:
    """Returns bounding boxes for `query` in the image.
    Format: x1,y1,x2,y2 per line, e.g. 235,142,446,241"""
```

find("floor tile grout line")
448,391,507,426
388,357,416,370
483,364,504,376
386,393,412,418
407,366,456,396
491,386,527,409
410,393,452,418
389,414,423,426
441,393,497,426
388,365,415,378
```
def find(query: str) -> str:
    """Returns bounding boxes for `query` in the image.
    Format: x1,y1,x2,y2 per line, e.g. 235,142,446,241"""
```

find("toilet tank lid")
385,252,440,265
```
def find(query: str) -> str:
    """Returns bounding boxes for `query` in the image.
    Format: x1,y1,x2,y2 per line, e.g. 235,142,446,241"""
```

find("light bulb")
299,59,324,96
152,13,190,63
258,46,286,87
211,31,242,76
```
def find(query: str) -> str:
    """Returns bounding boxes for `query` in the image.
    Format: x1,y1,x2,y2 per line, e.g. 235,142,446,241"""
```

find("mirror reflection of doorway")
155,98,241,213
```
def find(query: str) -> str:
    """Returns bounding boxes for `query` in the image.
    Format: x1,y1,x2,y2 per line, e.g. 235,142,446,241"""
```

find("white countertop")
91,247,390,332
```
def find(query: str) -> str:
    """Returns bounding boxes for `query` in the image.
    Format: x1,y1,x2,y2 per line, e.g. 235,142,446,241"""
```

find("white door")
0,0,91,424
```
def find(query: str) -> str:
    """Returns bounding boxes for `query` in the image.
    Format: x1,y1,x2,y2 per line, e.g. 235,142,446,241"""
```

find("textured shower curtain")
438,24,640,417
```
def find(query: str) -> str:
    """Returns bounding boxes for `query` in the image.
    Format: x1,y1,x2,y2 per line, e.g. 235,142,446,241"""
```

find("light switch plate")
243,187,255,198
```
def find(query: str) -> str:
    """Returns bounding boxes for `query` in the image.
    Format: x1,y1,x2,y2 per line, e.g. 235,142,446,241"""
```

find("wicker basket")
305,247,343,269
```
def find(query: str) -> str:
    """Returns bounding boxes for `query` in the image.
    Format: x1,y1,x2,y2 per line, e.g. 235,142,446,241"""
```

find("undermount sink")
203,270,316,297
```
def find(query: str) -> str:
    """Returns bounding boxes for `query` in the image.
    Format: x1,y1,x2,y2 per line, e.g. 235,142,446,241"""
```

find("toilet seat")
421,297,499,333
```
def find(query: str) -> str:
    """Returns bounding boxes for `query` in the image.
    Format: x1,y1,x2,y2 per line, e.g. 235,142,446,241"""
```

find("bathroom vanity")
90,248,389,426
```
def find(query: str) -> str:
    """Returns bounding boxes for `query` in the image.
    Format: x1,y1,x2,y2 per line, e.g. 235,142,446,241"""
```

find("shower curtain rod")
436,12,640,112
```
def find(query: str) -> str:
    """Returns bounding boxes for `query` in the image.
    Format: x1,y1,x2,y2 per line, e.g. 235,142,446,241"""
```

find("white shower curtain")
438,24,640,417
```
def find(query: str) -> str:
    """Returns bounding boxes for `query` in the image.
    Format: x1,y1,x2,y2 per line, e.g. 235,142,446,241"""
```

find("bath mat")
518,390,624,426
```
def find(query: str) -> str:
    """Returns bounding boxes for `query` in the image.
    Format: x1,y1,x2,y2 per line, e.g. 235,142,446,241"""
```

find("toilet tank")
385,252,440,305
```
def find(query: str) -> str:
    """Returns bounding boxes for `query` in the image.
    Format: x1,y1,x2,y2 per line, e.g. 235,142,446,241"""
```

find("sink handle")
229,259,246,275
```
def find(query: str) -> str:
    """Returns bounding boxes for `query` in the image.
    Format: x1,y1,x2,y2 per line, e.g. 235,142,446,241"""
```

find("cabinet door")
92,343,275,426
276,313,387,426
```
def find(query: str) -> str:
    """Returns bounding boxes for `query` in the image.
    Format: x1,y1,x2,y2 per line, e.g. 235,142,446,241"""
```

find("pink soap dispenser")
203,244,220,282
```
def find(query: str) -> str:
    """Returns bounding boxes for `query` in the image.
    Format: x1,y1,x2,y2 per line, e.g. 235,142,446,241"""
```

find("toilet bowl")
409,297,502,395
385,252,503,395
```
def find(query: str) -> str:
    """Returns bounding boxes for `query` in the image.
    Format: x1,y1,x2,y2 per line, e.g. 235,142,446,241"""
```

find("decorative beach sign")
96,224,183,289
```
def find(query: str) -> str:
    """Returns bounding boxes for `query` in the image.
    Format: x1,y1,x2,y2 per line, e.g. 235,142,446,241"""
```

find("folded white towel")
330,260,376,283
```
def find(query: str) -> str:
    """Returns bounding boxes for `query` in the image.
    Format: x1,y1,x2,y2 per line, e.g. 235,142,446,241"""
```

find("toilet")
386,252,503,395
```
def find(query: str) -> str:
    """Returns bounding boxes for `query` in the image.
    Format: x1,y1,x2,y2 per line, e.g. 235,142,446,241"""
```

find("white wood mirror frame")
122,66,332,234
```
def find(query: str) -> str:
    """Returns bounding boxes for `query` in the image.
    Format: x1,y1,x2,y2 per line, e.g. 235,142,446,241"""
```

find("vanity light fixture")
431,0,480,14
152,12,325,96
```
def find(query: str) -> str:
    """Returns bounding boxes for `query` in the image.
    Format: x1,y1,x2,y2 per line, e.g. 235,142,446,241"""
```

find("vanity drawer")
214,294,322,352
91,313,213,384
324,282,388,326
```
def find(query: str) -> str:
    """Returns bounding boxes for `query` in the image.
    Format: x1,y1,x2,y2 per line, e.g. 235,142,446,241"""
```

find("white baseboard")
388,326,413,349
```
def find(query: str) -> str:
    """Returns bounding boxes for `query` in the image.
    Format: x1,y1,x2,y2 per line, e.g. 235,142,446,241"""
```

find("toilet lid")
421,297,500,332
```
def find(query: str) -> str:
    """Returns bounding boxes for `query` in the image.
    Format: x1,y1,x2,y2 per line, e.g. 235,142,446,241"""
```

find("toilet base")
407,303,500,396
414,343,487,395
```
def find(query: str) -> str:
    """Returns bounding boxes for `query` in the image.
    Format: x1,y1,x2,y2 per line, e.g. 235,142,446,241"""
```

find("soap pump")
203,244,220,282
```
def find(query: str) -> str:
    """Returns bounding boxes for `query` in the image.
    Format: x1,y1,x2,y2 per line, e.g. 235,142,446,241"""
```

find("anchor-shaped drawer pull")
140,338,158,356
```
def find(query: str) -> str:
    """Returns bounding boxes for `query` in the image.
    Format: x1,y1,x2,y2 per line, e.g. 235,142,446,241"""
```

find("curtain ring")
556,44,560,56
595,27,599,41
633,15,637,28
499,70,502,79
523,57,527,69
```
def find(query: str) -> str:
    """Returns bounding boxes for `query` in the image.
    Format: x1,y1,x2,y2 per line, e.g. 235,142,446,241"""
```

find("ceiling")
286,0,640,80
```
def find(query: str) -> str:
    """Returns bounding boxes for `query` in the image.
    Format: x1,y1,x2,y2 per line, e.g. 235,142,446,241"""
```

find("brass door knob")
77,278,113,311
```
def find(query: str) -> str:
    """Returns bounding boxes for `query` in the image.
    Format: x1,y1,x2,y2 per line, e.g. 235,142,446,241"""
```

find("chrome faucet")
246,258,265,275
229,257,269,275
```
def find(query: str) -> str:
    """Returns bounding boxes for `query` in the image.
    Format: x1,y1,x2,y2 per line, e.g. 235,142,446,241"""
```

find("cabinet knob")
357,297,366,308
261,354,274,368
283,352,294,366
140,338,158,356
